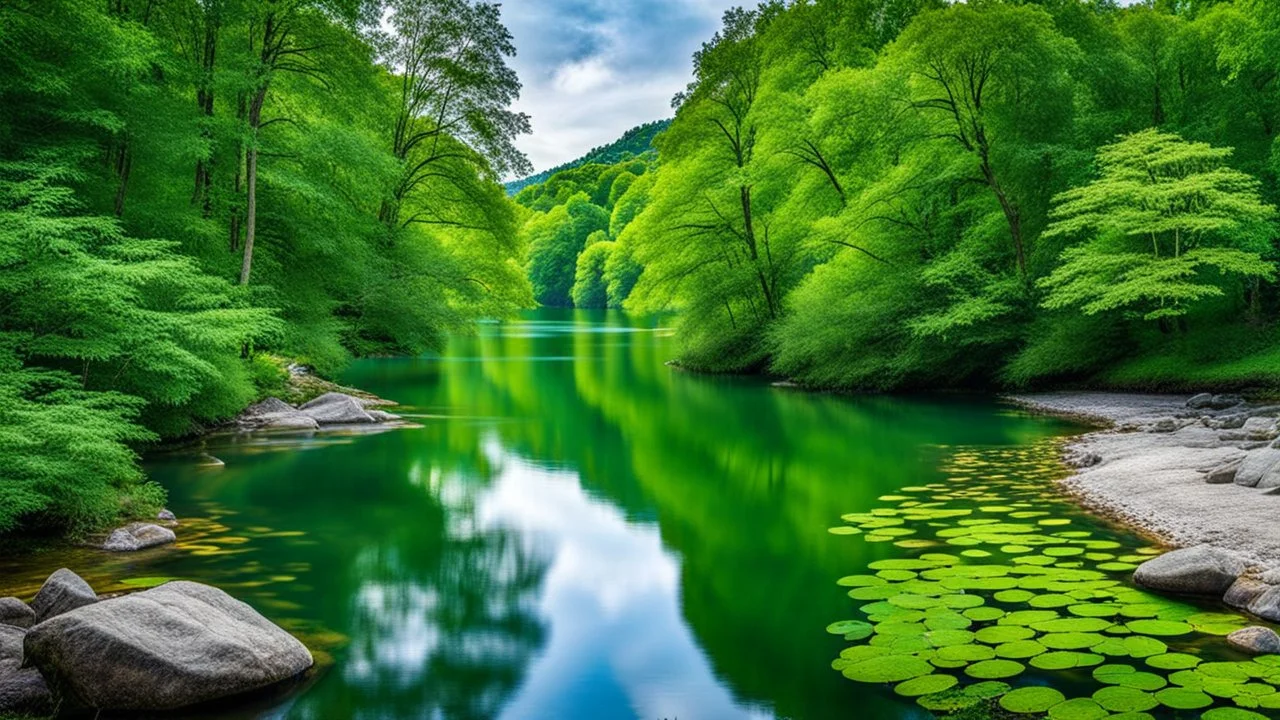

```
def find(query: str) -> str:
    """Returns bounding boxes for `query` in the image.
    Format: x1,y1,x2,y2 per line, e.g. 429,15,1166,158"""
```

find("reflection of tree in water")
334,468,549,720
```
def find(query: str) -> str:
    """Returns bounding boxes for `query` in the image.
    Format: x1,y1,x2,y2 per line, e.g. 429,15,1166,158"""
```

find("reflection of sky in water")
475,436,772,720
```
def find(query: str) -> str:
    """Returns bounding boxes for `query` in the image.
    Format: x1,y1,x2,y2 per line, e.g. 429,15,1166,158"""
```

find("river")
7,309,1270,720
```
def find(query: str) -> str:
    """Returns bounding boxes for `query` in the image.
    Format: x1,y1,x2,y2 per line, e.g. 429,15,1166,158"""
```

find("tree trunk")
193,15,217,214
978,151,1026,281
239,87,267,285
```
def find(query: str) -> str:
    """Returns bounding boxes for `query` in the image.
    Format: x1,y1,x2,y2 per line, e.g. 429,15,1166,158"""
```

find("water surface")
2,310,1098,719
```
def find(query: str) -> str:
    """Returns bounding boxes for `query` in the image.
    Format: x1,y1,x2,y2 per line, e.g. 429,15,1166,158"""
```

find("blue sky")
499,0,740,173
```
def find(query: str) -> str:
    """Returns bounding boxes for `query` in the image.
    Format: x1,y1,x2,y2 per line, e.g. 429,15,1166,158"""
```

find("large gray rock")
23,581,313,711
366,409,401,423
0,626,51,715
237,398,320,431
1249,586,1280,623
298,392,375,425
1211,394,1245,410
1235,447,1280,488
0,598,34,629
1133,545,1246,596
29,569,96,624
103,522,176,552
1225,577,1272,611
1228,626,1280,655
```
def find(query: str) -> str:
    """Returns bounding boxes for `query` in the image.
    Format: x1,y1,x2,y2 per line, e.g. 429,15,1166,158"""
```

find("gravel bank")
1009,392,1280,568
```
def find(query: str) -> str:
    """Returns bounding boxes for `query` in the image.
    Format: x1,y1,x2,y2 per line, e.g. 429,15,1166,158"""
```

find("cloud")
499,0,741,174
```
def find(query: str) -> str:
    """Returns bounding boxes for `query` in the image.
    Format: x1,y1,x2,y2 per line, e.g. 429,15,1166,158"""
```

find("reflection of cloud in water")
476,435,772,720
341,454,549,720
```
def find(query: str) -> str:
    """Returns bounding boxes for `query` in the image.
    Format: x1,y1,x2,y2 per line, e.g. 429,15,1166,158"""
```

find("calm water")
3,309,1122,719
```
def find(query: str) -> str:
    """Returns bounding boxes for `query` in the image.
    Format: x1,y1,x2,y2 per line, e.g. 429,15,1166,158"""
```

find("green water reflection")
1,309,1093,719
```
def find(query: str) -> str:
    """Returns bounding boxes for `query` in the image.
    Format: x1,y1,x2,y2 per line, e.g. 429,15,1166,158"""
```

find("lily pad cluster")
828,443,1280,719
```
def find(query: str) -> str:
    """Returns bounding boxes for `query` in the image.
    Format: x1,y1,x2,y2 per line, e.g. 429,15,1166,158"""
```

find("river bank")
1009,391,1280,567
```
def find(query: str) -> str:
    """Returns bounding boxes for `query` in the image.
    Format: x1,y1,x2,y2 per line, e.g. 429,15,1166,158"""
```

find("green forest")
9,0,1280,540
0,0,532,538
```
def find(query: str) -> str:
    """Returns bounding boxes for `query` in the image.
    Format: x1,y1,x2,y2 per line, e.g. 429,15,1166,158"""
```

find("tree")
381,0,531,232
1041,129,1275,325
571,233,612,309
890,3,1078,281
525,194,608,307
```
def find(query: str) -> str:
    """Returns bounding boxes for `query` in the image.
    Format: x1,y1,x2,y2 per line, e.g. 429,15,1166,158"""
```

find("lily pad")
917,681,1011,712
1093,686,1158,712
894,674,958,697
1202,709,1269,720
1146,652,1201,670
1155,687,1213,710
841,654,935,683
826,620,872,638
1001,687,1066,713
965,659,1025,679
1048,698,1108,720
1125,619,1192,637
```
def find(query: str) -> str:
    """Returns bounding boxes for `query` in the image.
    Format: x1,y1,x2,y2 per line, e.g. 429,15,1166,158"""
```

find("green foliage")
504,119,669,195
571,235,613,309
625,0,1280,390
0,0,531,537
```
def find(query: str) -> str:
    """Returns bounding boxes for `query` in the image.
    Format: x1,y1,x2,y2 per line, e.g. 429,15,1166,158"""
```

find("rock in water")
23,581,313,711
1227,626,1280,655
157,508,177,523
102,523,176,552
0,626,52,715
236,397,320,431
1132,545,1245,596
1249,586,1280,623
29,569,96,623
1225,577,1271,611
0,598,34,629
298,392,375,424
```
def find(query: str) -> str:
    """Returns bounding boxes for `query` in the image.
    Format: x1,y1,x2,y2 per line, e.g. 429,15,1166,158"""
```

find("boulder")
366,409,401,423
0,626,52,715
298,392,375,425
1227,626,1280,655
0,598,34,629
1206,459,1243,485
1187,393,1215,409
23,581,313,711
157,508,177,523
1133,545,1246,596
237,398,320,431
29,569,96,624
103,522,176,552
1211,394,1245,410
1225,577,1272,611
1216,413,1249,430
1249,586,1280,623
1150,418,1178,433
1236,447,1280,488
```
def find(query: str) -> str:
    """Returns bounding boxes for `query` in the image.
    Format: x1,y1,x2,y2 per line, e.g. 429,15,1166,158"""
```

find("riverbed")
5,310,1266,719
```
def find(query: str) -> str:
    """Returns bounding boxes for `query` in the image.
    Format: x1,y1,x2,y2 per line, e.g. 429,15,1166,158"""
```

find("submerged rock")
298,392,375,424
1228,625,1280,655
0,599,34,629
0,626,52,715
1133,545,1245,596
23,581,313,711
30,569,96,624
103,522,176,552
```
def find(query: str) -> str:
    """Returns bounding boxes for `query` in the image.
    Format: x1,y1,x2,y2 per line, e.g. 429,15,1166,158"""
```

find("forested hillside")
515,157,654,308
0,0,531,537
618,0,1280,391
504,119,669,195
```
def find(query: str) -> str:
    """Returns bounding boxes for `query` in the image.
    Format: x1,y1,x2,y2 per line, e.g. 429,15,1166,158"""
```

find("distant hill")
505,119,671,195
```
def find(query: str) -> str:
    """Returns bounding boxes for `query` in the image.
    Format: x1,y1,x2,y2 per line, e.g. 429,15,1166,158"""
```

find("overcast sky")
499,0,740,174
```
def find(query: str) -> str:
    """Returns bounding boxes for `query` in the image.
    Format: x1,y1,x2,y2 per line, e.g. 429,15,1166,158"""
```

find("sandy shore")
1009,392,1280,568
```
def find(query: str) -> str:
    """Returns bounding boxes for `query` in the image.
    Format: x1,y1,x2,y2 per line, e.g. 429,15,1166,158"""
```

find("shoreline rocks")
102,522,176,552
2,570,312,714
1132,544,1245,596
235,392,401,432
